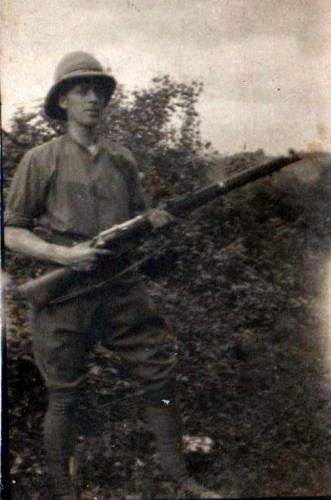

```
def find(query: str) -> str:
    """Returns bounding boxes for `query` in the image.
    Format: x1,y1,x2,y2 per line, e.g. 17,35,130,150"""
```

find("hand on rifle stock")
59,240,115,271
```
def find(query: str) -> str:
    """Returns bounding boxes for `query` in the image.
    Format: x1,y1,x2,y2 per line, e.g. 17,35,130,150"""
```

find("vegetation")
3,77,331,499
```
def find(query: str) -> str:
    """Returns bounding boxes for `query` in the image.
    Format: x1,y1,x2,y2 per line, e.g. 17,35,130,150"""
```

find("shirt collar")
65,131,103,158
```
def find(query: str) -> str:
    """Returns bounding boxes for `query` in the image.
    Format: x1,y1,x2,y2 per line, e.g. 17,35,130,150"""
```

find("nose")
86,88,99,101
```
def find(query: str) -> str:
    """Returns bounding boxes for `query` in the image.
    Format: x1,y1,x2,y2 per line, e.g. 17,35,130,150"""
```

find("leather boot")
145,400,223,498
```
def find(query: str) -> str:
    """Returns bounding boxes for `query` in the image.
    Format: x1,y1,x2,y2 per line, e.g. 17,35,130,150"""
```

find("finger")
75,241,93,249
71,264,92,271
95,240,106,248
94,249,116,256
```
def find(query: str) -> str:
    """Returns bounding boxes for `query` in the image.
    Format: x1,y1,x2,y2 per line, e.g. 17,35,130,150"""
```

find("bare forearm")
4,227,68,265
4,226,113,271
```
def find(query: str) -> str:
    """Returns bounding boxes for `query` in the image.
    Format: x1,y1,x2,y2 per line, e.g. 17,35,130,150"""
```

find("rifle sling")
48,253,152,306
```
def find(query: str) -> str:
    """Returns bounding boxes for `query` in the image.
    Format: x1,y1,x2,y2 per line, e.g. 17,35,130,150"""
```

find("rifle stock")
19,268,79,308
16,153,301,308
17,214,151,308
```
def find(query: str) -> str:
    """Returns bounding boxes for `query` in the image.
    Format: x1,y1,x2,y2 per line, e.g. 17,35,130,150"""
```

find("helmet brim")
44,72,116,121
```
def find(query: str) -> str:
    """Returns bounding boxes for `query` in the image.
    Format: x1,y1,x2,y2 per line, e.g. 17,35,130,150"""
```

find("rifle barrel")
167,155,299,216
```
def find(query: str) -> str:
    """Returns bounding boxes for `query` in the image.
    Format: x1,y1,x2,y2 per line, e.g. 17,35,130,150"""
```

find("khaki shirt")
4,134,146,238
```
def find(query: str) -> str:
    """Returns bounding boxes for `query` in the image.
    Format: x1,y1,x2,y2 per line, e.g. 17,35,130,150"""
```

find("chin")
81,117,101,127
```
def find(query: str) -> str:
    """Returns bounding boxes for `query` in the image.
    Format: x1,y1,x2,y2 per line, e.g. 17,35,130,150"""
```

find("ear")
58,94,68,111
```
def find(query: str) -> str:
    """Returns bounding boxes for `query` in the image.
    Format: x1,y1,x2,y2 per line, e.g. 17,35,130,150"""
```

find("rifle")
16,153,301,308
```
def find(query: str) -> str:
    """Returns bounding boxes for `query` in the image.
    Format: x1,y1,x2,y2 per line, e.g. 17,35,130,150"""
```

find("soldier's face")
59,80,107,127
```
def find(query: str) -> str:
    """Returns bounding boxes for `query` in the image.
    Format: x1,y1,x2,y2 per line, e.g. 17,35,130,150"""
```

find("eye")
92,84,107,99
83,83,92,95
73,82,90,95
72,81,107,100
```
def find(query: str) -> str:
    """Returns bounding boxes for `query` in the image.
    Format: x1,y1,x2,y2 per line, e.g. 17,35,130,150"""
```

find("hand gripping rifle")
17,153,301,308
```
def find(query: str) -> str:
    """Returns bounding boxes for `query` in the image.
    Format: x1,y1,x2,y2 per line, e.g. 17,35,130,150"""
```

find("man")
5,52,221,499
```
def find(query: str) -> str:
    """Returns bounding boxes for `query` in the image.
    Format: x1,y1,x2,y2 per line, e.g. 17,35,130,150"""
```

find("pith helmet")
44,51,116,120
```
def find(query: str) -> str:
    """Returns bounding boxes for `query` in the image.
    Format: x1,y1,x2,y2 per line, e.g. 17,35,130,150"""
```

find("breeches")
31,277,177,397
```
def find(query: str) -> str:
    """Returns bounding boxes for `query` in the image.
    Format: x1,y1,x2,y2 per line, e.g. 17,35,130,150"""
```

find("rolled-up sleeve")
4,149,50,229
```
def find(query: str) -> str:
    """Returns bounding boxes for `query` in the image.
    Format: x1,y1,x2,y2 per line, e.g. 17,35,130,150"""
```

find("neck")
67,122,99,147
